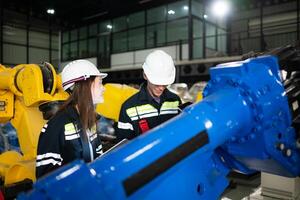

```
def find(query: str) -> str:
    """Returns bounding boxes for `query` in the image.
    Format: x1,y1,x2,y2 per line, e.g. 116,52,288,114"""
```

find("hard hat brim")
99,73,108,79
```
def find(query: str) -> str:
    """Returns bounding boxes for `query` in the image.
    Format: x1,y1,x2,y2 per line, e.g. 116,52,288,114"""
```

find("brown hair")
60,77,96,131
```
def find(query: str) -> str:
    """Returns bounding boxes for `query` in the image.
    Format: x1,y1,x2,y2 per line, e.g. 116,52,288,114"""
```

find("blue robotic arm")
20,51,300,199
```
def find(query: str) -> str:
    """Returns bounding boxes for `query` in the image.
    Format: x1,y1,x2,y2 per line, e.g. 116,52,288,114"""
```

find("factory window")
70,29,78,41
193,18,203,38
128,28,145,50
79,40,88,57
29,48,49,63
52,35,59,50
29,31,49,48
128,11,145,28
167,18,188,43
89,23,98,36
113,17,127,32
62,31,69,43
167,0,189,21
193,38,203,58
70,42,78,58
192,0,203,19
62,43,69,61
51,50,59,67
3,26,27,45
89,38,97,56
79,26,87,39
113,32,127,52
147,6,166,24
206,23,216,50
217,28,227,53
3,44,26,64
147,23,166,47
98,35,110,55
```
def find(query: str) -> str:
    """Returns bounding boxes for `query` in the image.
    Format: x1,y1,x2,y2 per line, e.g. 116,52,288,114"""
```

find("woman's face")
91,76,105,104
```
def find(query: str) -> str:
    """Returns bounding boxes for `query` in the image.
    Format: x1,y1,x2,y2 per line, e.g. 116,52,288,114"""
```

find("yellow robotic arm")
96,84,138,122
0,62,137,198
0,63,68,187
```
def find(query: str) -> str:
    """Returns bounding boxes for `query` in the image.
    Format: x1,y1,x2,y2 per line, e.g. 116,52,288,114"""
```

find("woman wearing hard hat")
116,50,181,140
36,59,107,178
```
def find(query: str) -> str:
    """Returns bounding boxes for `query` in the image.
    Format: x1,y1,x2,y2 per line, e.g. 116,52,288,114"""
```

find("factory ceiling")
1,0,297,28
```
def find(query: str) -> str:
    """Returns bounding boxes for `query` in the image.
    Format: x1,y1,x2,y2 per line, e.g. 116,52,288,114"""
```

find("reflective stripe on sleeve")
36,158,62,167
36,152,63,167
118,122,134,130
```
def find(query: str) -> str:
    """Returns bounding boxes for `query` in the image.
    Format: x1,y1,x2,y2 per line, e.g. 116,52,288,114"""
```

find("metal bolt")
283,149,292,157
279,143,285,150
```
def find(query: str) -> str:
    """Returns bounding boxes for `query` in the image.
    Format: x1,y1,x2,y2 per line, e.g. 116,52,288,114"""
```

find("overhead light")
106,24,112,29
204,14,208,19
183,6,189,10
168,10,175,15
47,8,55,15
211,0,230,18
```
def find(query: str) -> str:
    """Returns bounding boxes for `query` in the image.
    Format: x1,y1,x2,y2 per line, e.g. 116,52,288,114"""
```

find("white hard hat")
142,50,175,85
61,59,107,91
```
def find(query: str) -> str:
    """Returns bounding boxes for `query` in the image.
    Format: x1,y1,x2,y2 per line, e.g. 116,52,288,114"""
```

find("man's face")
147,81,167,98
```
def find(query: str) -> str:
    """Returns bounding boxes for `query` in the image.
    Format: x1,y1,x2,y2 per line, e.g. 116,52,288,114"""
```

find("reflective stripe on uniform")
160,101,179,115
65,134,80,140
64,123,77,135
64,123,80,140
96,144,103,154
36,152,63,167
139,112,159,119
36,158,62,167
118,122,134,130
126,104,158,121
87,127,97,142
89,133,97,141
41,123,48,133
37,152,62,161
160,101,180,111
160,110,179,115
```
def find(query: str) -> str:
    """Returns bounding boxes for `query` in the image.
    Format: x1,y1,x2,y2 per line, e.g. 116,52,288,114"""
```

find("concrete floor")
221,172,261,200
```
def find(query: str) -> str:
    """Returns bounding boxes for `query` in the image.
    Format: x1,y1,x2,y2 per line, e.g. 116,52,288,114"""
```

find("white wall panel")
110,45,189,71
111,52,134,66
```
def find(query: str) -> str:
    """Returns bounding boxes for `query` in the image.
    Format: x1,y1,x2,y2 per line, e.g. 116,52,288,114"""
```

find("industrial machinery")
19,46,300,199
0,63,68,196
0,62,137,198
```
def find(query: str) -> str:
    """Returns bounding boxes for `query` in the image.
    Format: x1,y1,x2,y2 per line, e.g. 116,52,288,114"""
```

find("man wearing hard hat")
116,50,181,140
